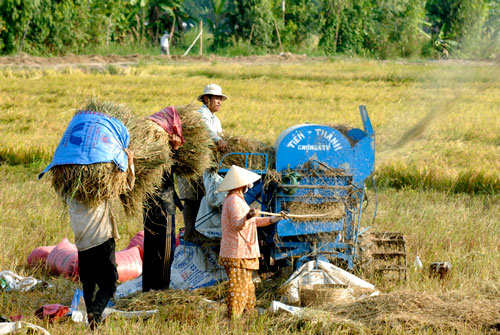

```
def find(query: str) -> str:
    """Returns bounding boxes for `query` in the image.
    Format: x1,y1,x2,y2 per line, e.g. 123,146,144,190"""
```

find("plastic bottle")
414,256,423,271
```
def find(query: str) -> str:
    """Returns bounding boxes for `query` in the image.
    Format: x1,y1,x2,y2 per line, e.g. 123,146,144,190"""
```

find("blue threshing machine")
218,106,407,279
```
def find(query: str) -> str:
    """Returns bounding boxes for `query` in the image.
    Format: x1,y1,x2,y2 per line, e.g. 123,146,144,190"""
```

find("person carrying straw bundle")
178,83,229,245
142,106,185,292
217,165,283,319
39,110,136,330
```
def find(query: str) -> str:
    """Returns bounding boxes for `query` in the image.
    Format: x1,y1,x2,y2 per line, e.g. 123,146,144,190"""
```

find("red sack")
126,231,144,259
116,245,142,282
27,246,56,265
46,238,79,278
35,304,70,322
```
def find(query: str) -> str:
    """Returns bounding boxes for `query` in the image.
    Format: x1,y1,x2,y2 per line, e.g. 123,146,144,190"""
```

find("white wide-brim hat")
197,83,228,102
217,165,261,192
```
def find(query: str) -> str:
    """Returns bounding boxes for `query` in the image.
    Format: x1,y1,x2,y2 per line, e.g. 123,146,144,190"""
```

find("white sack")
280,260,376,304
169,243,227,290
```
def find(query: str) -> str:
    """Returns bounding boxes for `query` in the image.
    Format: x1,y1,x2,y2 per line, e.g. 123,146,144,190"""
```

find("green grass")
0,58,499,334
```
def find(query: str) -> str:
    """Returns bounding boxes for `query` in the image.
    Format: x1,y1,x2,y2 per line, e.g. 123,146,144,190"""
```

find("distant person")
178,84,229,245
217,165,282,318
160,32,170,55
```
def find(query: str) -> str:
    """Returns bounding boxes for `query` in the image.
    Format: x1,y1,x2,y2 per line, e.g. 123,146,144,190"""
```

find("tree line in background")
0,0,498,59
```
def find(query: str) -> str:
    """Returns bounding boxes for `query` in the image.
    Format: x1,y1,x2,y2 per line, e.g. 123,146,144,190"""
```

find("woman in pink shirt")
217,165,282,318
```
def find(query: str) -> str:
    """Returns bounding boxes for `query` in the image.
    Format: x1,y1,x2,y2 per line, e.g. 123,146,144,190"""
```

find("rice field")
0,56,499,334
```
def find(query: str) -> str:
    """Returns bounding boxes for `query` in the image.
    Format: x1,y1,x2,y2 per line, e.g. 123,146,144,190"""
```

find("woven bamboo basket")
299,284,354,307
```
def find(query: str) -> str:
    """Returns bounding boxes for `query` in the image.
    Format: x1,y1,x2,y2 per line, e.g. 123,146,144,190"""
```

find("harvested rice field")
0,55,499,334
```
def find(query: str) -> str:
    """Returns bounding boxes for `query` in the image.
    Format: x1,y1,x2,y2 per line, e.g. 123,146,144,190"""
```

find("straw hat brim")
217,165,261,192
197,94,228,102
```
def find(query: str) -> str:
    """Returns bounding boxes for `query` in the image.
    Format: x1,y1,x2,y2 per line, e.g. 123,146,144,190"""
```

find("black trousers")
142,171,179,292
142,211,176,291
78,238,118,322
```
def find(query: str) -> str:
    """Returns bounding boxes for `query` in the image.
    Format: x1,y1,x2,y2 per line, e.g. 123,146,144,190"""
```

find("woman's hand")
246,208,259,220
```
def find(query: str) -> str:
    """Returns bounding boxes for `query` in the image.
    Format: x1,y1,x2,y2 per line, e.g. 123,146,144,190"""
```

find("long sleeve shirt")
219,192,272,259
198,104,223,143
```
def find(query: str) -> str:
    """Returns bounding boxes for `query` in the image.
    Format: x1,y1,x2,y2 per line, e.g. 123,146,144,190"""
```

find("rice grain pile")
213,135,275,170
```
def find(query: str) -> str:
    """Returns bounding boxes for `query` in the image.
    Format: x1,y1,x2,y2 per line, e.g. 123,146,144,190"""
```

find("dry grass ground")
0,56,499,334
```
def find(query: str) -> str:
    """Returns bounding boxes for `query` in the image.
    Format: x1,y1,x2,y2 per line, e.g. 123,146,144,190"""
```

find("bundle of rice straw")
119,118,174,215
172,104,213,180
51,163,128,208
51,98,175,215
213,135,275,170
86,99,174,215
50,100,133,208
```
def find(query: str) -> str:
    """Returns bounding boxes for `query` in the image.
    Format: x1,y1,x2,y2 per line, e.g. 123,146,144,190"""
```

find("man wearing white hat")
217,165,282,318
197,83,228,152
178,83,229,245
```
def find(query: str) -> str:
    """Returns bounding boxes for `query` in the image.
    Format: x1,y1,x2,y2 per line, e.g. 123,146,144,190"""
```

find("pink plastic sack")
116,245,142,282
27,246,56,265
46,238,78,278
126,231,144,259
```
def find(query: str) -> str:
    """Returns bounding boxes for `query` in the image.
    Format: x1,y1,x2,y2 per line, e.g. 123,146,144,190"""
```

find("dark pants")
142,171,179,292
182,198,201,239
78,238,118,323
142,212,176,291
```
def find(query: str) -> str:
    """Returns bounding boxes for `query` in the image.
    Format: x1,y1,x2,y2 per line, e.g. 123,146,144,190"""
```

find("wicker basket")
299,284,354,307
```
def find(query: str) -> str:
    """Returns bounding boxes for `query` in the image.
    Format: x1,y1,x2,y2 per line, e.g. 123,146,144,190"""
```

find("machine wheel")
356,231,407,283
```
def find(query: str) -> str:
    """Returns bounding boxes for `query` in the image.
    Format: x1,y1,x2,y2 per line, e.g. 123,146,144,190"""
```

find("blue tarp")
38,111,130,179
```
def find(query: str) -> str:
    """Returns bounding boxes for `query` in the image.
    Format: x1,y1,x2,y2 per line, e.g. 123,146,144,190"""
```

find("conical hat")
217,165,261,192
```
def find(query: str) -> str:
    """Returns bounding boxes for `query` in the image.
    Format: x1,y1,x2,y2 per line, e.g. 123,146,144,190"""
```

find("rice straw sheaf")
214,135,275,170
173,104,213,180
85,99,175,215
119,119,174,215
50,98,176,215
51,163,128,208
49,99,133,207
